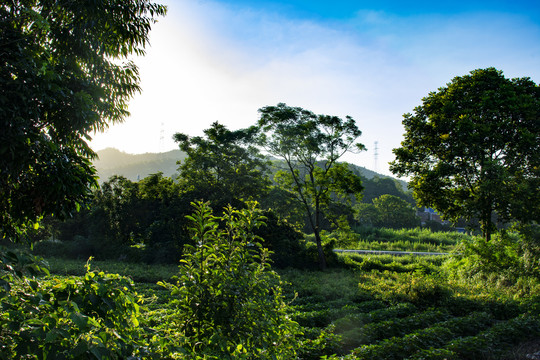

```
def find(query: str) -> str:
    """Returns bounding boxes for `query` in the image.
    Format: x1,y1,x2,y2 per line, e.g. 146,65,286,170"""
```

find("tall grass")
45,257,177,283
326,227,470,252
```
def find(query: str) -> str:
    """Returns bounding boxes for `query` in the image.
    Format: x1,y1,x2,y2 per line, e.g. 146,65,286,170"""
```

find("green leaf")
70,312,90,330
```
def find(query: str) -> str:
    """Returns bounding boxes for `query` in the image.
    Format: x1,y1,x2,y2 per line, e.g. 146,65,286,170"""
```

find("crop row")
409,314,540,360
292,302,416,328
336,308,451,351
346,311,494,359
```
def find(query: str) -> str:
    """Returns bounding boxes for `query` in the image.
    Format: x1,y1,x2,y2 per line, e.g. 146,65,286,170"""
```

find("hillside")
93,148,408,193
93,148,187,182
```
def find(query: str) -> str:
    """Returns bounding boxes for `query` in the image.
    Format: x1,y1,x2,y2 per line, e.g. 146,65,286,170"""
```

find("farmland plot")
279,253,540,360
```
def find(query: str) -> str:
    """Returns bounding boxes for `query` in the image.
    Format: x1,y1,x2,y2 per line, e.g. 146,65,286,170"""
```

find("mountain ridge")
93,148,187,182
93,148,407,190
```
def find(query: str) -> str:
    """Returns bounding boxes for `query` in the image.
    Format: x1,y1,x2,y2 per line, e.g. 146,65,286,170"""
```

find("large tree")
390,68,539,240
257,103,365,269
0,0,166,240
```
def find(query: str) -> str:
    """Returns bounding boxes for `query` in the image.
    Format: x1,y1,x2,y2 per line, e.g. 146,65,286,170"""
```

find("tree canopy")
390,68,539,240
257,103,365,269
0,0,166,240
355,194,420,229
174,122,270,208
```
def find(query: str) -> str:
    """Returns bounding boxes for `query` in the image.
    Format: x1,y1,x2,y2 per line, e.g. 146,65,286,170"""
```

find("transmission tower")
159,122,165,153
373,141,379,173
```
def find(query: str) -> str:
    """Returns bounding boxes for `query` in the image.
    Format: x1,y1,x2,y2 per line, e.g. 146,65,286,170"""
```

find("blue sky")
217,0,540,20
91,0,540,177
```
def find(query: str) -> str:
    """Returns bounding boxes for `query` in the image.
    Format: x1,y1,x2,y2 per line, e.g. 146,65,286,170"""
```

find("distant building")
417,207,448,225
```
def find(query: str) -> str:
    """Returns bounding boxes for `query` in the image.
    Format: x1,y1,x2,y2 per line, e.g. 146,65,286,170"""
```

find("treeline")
30,117,425,266
36,170,417,267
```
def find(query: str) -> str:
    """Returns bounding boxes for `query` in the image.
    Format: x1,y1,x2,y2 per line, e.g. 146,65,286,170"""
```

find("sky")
90,0,540,177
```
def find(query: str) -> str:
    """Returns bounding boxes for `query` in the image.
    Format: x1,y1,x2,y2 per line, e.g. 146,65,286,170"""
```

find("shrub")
443,230,540,292
358,270,452,307
159,201,301,359
0,251,150,359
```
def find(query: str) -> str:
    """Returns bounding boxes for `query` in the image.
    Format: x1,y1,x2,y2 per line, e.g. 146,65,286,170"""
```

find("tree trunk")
314,228,327,270
481,209,493,242
313,201,327,270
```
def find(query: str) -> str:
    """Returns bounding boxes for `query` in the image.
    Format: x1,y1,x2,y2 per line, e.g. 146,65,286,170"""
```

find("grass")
45,256,177,283
326,227,467,252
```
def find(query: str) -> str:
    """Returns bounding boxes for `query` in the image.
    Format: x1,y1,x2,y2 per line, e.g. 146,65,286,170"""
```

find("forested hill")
93,148,187,182
93,148,409,199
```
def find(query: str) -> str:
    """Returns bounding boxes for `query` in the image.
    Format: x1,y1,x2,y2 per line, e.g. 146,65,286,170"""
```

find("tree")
390,68,539,241
361,176,414,204
91,176,141,245
354,195,419,229
372,194,420,229
0,0,166,241
257,103,365,269
354,203,379,228
138,172,188,262
174,122,270,208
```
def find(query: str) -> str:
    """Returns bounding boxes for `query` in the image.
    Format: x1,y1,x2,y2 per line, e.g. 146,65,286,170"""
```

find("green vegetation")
2,3,538,356
327,227,464,252
258,103,365,269
354,195,420,229
391,68,540,241
157,201,300,359
0,0,166,241
3,225,538,359
1,251,149,359
174,122,270,210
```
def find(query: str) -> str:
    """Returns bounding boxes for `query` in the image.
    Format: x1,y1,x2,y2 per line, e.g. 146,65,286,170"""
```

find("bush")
0,251,152,359
358,270,452,307
443,229,540,293
254,209,308,268
158,201,301,359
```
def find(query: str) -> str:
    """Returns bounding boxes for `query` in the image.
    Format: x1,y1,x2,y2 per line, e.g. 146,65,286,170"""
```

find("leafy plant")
159,201,301,359
0,253,150,359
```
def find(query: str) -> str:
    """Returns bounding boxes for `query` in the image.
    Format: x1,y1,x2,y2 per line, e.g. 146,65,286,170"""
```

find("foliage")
390,67,540,241
42,256,177,284
354,194,420,229
91,175,142,245
19,228,540,359
337,308,450,351
253,208,310,268
258,103,365,269
358,270,452,307
444,229,540,289
174,122,271,209
47,173,190,263
340,254,443,274
259,184,306,230
159,201,301,359
348,311,495,360
0,252,151,359
360,176,414,204
333,226,463,252
0,0,166,241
